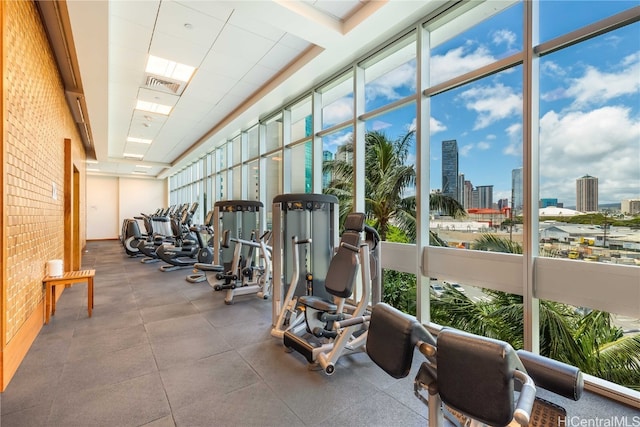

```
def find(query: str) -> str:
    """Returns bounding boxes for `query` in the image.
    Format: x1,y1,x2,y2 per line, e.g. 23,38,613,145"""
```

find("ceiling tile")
174,0,235,22
211,24,276,62
149,31,210,68
155,1,226,49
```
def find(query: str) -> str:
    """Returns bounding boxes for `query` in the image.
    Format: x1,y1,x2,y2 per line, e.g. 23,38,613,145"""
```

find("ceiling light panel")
146,55,195,82
135,100,173,115
127,136,152,144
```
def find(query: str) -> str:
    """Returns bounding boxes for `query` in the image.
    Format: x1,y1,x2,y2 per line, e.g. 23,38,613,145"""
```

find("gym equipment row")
123,194,587,425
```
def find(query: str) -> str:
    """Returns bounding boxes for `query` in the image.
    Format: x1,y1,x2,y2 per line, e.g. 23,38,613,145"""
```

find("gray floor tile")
67,324,149,362
159,350,260,410
172,382,304,427
57,343,157,394
1,240,635,427
47,373,171,427
316,389,426,427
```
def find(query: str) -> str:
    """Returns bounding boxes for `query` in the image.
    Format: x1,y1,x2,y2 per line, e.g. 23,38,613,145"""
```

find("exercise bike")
365,302,584,426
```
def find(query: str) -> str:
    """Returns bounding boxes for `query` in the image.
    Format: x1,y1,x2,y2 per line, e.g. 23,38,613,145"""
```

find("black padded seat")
298,295,337,312
366,303,433,379
437,328,525,426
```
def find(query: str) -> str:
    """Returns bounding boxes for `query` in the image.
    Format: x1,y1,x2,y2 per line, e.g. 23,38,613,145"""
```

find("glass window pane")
364,103,417,242
265,116,283,152
265,151,283,229
247,159,260,202
321,127,353,192
429,66,523,250
217,145,226,171
539,1,638,43
429,1,522,87
291,97,312,141
290,141,312,193
364,35,416,112
232,135,242,166
232,166,242,199
247,126,259,160
538,23,640,264
321,72,353,130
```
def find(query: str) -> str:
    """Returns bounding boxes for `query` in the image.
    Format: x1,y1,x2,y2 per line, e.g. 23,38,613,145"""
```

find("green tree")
431,233,640,390
323,130,465,242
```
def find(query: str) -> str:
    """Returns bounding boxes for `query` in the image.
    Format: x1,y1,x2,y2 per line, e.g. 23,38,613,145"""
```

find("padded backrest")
324,213,365,298
437,329,523,426
366,303,433,379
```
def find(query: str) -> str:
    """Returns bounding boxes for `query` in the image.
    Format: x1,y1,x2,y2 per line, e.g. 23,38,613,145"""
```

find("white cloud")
431,45,495,86
503,122,522,156
459,143,474,157
459,83,522,129
539,106,640,203
429,116,446,134
477,141,491,150
323,131,353,151
365,62,416,103
492,29,516,50
565,54,640,108
322,96,353,127
371,120,392,131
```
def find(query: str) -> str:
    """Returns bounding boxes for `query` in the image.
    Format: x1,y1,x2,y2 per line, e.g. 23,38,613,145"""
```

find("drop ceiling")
62,0,443,179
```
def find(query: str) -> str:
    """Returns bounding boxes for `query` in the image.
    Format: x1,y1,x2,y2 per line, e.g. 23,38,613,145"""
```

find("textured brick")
3,1,84,343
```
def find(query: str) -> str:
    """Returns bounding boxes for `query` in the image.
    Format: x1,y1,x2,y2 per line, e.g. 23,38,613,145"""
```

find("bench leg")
45,283,52,324
88,278,94,317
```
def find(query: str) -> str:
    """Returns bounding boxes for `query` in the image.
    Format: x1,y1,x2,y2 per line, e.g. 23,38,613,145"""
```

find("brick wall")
3,1,85,344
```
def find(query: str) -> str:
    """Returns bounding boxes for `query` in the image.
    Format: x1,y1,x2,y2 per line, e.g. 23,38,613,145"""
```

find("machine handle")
513,370,536,426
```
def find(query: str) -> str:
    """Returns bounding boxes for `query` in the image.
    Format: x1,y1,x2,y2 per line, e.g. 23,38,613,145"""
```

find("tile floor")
0,240,637,426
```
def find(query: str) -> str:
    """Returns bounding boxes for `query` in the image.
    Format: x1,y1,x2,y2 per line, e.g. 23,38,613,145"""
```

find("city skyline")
320,1,639,209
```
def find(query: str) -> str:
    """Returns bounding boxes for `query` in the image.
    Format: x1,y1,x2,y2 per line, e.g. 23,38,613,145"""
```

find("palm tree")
431,233,640,390
323,130,465,242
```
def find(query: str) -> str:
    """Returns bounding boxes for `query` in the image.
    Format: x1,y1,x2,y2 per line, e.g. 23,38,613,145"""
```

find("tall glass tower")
512,167,523,214
442,140,459,202
576,174,598,212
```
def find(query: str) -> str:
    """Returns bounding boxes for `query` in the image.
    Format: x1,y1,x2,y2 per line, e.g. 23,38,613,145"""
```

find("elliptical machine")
156,203,206,272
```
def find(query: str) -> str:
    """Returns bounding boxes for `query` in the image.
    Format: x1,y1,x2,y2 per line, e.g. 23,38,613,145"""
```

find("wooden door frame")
64,139,80,271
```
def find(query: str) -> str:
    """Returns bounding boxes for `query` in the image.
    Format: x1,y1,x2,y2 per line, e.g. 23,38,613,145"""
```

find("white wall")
87,175,167,240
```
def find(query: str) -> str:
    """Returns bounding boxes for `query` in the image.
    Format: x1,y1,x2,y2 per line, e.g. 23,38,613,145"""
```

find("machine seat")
298,295,337,312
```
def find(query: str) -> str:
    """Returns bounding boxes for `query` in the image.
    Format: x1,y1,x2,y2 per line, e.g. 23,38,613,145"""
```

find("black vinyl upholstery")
517,350,584,401
366,303,433,379
437,328,524,426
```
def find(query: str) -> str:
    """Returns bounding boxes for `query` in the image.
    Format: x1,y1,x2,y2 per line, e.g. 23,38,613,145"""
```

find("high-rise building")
539,198,558,208
463,180,473,210
442,140,459,203
322,150,334,189
512,167,523,214
621,199,640,215
576,174,598,212
476,185,494,209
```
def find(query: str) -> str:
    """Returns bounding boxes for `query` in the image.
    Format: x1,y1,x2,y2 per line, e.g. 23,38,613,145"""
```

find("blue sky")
322,1,639,208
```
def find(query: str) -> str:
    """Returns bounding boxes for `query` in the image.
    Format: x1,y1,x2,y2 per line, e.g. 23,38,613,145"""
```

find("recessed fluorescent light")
146,55,195,82
123,153,144,160
136,164,152,169
87,168,100,172
127,137,152,144
135,100,172,115
132,171,148,175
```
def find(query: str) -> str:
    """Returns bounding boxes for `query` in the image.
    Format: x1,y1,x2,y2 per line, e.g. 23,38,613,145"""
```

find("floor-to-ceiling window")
167,1,640,398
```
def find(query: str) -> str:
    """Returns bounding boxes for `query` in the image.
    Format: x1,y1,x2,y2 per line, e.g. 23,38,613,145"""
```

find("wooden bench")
43,269,95,324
